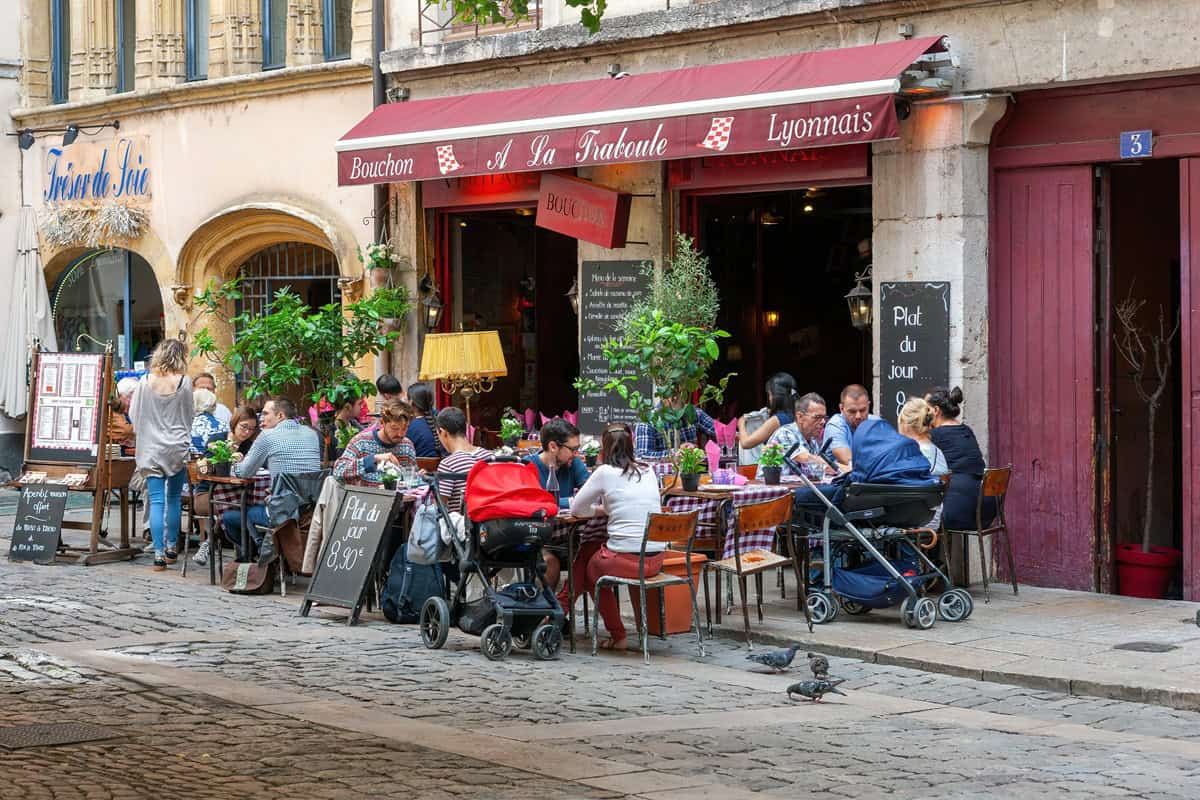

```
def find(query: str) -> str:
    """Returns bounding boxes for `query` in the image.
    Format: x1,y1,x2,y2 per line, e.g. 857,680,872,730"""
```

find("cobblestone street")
3,516,1200,800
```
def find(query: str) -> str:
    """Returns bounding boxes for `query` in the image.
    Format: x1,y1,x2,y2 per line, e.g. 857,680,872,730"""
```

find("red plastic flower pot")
1115,543,1181,599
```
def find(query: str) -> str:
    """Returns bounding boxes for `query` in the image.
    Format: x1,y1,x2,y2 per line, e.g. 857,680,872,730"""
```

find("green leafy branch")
443,0,607,33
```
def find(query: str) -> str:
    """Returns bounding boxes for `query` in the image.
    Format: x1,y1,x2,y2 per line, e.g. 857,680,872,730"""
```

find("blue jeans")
222,504,270,559
146,470,186,555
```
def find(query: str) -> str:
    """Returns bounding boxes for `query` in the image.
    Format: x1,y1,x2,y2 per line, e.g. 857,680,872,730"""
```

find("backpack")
382,543,444,624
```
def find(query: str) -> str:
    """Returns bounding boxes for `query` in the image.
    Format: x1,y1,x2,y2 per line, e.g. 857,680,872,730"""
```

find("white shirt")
213,403,232,425
568,464,665,554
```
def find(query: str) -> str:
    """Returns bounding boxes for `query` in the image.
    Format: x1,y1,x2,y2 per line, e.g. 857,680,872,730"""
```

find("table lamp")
418,330,508,440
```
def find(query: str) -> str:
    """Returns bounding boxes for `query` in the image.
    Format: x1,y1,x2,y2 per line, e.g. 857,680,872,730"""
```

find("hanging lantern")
422,288,444,331
844,275,872,331
565,277,579,315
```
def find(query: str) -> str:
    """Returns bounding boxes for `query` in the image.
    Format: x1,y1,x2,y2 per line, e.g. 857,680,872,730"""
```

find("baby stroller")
418,457,567,661
790,419,973,630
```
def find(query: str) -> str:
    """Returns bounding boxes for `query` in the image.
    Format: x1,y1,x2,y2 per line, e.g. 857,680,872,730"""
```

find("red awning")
337,36,945,186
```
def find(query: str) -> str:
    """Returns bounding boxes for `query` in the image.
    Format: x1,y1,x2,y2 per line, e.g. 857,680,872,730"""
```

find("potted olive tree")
1112,289,1181,598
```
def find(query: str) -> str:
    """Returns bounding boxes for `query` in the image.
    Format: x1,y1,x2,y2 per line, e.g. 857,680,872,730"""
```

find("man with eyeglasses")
757,392,830,480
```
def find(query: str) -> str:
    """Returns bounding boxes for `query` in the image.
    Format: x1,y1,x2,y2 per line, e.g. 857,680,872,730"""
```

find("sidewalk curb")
708,626,1200,713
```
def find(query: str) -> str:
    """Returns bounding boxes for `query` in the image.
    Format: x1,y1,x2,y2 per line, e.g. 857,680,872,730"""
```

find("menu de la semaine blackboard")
301,486,396,625
9,484,69,564
578,260,652,436
879,282,951,425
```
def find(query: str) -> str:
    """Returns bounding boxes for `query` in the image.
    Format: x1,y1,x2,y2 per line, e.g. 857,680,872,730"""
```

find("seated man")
633,396,717,460
822,384,880,470
333,399,417,486
525,418,590,591
222,396,322,559
433,407,490,515
758,392,829,480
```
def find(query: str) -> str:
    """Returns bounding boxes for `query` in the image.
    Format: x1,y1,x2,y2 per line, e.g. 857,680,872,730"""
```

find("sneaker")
164,550,178,564
192,541,210,567
143,542,156,554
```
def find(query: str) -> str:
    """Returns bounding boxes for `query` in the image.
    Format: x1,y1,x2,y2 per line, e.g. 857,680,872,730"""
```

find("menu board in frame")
28,352,106,464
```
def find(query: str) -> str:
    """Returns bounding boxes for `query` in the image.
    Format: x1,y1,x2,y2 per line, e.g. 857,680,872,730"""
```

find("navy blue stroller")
790,419,972,630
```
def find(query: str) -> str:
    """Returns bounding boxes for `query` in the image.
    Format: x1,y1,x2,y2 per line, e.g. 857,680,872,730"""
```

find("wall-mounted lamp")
62,125,79,146
9,120,120,151
844,267,873,331
419,273,444,331
763,310,781,329
565,277,579,315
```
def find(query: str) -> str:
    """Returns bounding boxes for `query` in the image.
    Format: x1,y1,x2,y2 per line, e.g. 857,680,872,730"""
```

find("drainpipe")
372,0,387,246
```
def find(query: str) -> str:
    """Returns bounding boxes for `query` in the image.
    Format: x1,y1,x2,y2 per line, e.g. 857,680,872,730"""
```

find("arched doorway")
51,248,165,369
234,241,341,391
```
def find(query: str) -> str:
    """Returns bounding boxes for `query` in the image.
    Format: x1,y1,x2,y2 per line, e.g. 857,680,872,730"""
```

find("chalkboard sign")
301,486,397,624
9,485,69,564
577,260,652,435
879,282,951,424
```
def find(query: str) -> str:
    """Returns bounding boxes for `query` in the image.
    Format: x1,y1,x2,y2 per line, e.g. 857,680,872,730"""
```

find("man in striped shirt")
433,407,489,515
333,399,417,485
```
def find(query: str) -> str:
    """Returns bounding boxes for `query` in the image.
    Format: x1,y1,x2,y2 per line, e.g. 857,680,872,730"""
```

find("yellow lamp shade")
419,330,508,381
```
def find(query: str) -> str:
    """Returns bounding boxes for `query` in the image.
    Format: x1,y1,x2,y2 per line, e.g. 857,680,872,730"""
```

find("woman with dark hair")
227,406,260,456
926,386,995,528
559,424,664,651
737,372,797,450
405,381,443,458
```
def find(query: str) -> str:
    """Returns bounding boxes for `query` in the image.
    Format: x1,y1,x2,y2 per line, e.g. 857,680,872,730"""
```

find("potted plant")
581,437,600,468
499,416,524,448
759,443,784,485
206,439,236,478
1113,289,1182,598
378,461,403,490
359,242,399,288
675,442,705,492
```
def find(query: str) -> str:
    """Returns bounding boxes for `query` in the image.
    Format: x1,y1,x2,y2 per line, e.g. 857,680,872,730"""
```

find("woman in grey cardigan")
130,339,194,570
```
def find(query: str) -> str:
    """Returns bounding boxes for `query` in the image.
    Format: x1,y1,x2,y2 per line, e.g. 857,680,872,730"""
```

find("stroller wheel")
420,597,450,649
901,596,937,630
807,591,839,625
481,623,513,661
937,589,974,622
840,599,871,616
532,624,563,660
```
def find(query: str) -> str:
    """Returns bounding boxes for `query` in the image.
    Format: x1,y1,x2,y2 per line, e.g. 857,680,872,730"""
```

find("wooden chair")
736,465,758,481
591,510,703,665
417,457,441,473
942,466,1015,602
702,493,797,647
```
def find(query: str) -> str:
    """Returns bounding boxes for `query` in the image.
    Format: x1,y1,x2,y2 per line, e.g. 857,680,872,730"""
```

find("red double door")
991,162,1200,599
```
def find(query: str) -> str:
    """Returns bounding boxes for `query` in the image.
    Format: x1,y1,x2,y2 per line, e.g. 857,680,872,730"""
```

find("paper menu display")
30,352,105,454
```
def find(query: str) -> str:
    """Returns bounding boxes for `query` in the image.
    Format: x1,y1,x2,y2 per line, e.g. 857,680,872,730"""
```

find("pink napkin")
524,408,536,433
713,419,737,448
731,472,748,486
563,410,578,425
705,440,721,474
467,423,477,444
540,412,552,427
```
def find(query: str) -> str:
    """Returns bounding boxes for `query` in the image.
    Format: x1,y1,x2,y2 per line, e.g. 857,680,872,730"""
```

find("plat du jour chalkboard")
878,282,950,425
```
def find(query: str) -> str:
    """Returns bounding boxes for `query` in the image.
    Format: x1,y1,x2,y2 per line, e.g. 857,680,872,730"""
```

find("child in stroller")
789,419,974,630
417,456,567,661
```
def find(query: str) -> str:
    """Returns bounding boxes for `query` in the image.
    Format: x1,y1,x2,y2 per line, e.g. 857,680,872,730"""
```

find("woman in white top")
565,424,664,651
898,397,949,477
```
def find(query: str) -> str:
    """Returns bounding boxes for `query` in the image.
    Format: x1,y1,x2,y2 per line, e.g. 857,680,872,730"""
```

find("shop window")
116,0,136,93
323,0,351,61
262,0,288,69
52,249,165,369
50,0,70,104
186,0,210,80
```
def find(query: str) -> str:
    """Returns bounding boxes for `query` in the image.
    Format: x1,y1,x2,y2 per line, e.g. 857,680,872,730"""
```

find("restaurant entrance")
684,185,873,416
436,207,579,436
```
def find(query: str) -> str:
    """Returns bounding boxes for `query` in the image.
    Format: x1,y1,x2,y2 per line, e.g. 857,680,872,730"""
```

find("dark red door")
990,166,1097,591
1181,159,1200,601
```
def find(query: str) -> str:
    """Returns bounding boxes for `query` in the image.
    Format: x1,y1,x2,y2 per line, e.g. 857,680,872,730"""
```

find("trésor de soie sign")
42,136,152,207
535,174,631,249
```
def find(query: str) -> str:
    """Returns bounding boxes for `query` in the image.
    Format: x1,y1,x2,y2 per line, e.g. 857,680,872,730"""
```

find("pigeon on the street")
807,652,830,679
787,678,846,702
746,644,802,672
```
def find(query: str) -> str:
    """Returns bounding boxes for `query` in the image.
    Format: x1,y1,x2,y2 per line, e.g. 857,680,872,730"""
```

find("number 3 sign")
1120,130,1153,159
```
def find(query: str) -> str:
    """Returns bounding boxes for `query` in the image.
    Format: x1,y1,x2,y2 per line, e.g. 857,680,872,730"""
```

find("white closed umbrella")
0,207,59,418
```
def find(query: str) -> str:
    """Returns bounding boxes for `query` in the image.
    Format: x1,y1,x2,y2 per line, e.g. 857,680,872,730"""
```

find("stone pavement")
2,504,1200,798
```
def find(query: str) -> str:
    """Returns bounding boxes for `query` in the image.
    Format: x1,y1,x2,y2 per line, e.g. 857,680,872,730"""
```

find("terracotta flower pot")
1115,543,1181,599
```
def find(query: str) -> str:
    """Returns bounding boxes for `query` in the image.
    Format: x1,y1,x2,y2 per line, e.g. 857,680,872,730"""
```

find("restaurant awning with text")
335,36,946,186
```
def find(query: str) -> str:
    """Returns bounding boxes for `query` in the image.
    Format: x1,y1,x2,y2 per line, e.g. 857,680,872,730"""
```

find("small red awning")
337,36,945,186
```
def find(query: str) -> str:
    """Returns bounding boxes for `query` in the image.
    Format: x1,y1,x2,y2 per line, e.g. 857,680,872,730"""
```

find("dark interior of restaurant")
449,209,579,435
1108,158,1183,563
693,185,874,418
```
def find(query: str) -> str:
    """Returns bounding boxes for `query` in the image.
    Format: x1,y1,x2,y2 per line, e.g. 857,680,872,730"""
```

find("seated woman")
332,400,416,486
926,386,995,528
405,382,443,458
559,424,664,651
526,418,590,591
227,405,260,456
736,372,797,454
190,388,228,456
898,398,949,477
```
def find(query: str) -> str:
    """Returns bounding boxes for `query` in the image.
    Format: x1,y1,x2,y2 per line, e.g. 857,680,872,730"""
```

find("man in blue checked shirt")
633,397,717,460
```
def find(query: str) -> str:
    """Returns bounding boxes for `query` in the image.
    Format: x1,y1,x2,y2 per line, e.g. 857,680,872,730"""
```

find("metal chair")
942,466,1015,602
183,461,223,583
591,510,704,665
702,493,797,647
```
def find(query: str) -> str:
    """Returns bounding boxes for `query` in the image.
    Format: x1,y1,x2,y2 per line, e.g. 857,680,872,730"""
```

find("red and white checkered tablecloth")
549,514,608,547
666,484,793,558
209,471,272,531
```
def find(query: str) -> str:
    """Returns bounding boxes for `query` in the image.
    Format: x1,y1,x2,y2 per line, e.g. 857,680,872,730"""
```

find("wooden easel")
18,345,139,565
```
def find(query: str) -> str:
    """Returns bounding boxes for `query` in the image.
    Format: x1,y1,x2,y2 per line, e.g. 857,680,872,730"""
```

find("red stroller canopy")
464,460,559,523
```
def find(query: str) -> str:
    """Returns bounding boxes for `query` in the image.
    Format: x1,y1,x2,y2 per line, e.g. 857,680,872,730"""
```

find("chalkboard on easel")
301,486,397,625
9,484,69,564
577,260,652,436
879,282,951,424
